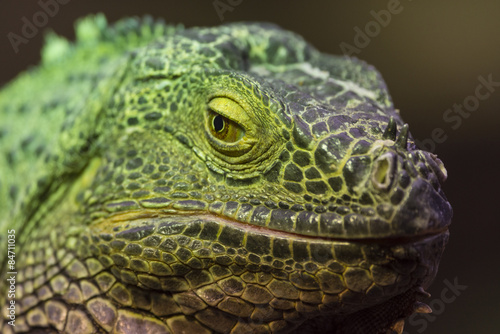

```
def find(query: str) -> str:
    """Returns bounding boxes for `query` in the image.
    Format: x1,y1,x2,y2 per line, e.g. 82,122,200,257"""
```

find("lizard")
0,14,452,334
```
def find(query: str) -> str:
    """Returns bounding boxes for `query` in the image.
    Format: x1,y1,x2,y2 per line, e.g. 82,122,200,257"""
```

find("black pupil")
213,115,225,132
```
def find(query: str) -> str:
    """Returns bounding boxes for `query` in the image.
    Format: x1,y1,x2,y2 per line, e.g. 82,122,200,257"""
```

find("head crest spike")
382,117,397,140
395,123,409,149
413,302,432,314
415,286,431,298
388,319,406,334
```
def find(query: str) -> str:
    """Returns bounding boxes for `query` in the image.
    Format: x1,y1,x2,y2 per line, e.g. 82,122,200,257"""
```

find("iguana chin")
0,14,452,334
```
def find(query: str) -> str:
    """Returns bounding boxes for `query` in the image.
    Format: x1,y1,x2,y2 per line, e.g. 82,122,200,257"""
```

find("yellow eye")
207,98,245,143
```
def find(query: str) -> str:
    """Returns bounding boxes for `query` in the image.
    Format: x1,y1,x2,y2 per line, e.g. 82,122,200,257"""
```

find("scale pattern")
0,15,452,333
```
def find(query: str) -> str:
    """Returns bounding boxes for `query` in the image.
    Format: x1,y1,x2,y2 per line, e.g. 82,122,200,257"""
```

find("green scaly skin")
0,15,452,333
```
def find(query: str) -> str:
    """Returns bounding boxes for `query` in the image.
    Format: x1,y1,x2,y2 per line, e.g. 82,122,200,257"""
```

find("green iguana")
0,15,452,333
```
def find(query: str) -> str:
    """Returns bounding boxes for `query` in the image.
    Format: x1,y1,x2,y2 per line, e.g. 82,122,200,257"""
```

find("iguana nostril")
371,152,396,191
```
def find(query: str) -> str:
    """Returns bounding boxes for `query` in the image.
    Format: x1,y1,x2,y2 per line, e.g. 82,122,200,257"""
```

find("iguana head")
96,22,452,240
24,18,452,333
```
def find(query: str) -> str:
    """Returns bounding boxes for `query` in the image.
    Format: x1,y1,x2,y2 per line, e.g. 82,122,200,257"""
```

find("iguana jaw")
87,210,447,326
96,209,449,245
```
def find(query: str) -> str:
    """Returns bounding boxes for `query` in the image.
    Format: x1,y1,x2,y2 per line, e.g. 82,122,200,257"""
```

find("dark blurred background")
1,0,499,333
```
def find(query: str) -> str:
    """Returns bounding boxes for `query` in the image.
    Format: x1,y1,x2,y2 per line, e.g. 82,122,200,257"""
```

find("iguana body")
0,15,452,333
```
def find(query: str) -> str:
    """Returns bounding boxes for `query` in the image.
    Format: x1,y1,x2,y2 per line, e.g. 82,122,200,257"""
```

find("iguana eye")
212,114,225,133
207,98,245,143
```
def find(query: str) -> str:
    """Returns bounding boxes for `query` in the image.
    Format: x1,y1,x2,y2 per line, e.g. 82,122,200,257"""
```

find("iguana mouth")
96,209,449,245
88,205,446,334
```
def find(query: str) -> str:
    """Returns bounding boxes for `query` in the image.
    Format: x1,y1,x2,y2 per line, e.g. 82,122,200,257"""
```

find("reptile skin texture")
0,15,452,333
